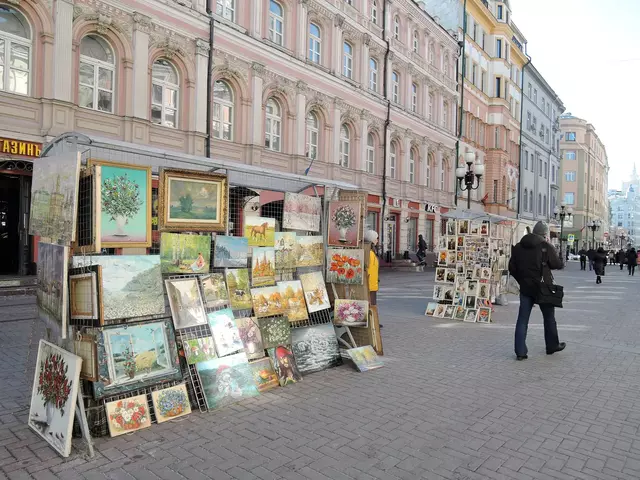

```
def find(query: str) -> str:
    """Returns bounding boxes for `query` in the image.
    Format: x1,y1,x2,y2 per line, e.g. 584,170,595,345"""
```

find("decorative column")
53,0,74,102
360,109,370,172
386,52,395,101
362,34,371,88
333,15,345,76
385,0,393,37
295,81,307,156
436,146,444,190
333,98,342,164
252,1,263,38
132,13,152,120
403,134,412,182
250,62,266,146
385,126,392,177
296,0,308,60
420,139,429,187
194,39,210,134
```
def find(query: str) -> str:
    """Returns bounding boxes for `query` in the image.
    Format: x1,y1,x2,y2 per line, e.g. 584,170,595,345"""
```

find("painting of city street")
36,243,69,339
214,236,248,268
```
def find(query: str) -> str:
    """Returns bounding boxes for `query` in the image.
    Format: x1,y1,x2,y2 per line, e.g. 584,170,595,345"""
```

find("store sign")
567,234,575,245
424,203,439,214
0,138,42,157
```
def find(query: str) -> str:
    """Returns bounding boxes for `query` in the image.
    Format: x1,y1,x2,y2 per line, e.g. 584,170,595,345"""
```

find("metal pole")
455,0,469,207
560,216,564,264
467,181,471,210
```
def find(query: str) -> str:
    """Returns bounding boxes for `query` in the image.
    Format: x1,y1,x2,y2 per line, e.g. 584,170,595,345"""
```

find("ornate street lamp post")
588,220,600,249
554,203,573,265
455,152,485,210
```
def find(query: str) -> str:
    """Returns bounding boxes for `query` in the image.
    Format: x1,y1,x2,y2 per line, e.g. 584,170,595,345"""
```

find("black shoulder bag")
535,247,564,308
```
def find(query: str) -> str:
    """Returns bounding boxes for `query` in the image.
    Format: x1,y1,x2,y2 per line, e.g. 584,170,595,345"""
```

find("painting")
37,243,69,339
74,335,98,381
244,216,276,247
248,357,279,392
158,168,228,232
166,278,208,329
88,160,152,248
481,267,492,280
438,251,447,266
442,287,455,302
454,306,467,320
447,237,457,251
465,295,477,309
464,309,477,323
105,394,151,437
291,324,339,375
446,219,456,236
434,304,446,318
299,271,330,313
214,236,248,268
251,247,276,287
274,232,297,270
226,269,252,311
435,267,446,283
268,345,302,386
283,192,322,232
425,302,438,316
334,299,369,326
93,319,181,399
251,286,287,318
279,280,308,322
160,233,211,274
453,292,465,307
445,269,456,283
71,255,164,322
196,352,259,410
207,308,244,357
328,201,361,247
457,220,470,235
432,285,443,300
480,222,490,236
151,384,192,423
296,236,324,267
235,317,264,360
477,307,491,323
478,283,490,299
347,345,383,372
466,280,479,296
444,305,455,318
326,248,364,285
29,152,81,246
28,340,81,457
68,266,102,325
200,273,229,308
258,316,291,349
184,337,217,364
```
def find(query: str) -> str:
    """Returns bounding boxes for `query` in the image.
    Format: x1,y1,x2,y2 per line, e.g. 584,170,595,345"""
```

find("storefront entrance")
0,174,25,274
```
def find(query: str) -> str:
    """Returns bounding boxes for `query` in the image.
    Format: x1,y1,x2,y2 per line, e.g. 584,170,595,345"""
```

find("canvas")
299,271,331,313
464,309,478,323
160,233,211,274
89,160,152,248
166,278,208,329
454,306,467,320
207,308,244,357
432,285,443,300
480,222,490,236
447,251,457,266
465,295,477,309
37,243,69,339
425,302,438,316
453,292,465,307
68,266,102,325
457,220,470,235
214,236,248,268
334,299,369,326
435,267,446,283
248,357,279,392
251,286,287,318
438,236,447,250
444,305,455,318
244,216,276,247
226,269,252,311
478,283,490,299
442,287,455,302
258,316,291,348
480,267,492,280
438,250,447,266
434,304,446,318
235,317,265,360
74,335,98,381
282,192,322,232
268,345,302,386
326,249,364,285
466,280,479,296
347,345,383,372
445,269,456,283
151,384,192,423
184,337,217,364
477,307,492,323
71,255,164,322
274,232,296,270
196,352,259,410
251,247,276,287
446,219,456,236
279,280,309,322
158,168,228,232
28,340,81,457
29,152,80,246
447,237,457,251
291,323,340,375
200,273,229,309
105,394,151,437
328,201,361,246
296,236,324,267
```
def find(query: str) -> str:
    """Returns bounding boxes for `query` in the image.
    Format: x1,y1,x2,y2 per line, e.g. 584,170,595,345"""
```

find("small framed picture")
453,292,465,307
456,251,465,262
433,285,443,300
465,295,477,309
447,237,457,251
425,302,438,316
435,268,446,283
445,269,456,284
474,266,482,279
444,305,455,318
466,280,479,296
438,250,448,266
446,220,456,236
434,304,447,318
457,236,465,249
458,220,470,235
442,288,455,302
438,236,447,250
481,267,492,280
456,263,465,275
478,283,490,299
464,309,478,323
477,307,491,323
447,251,457,266
454,306,467,321
455,275,466,292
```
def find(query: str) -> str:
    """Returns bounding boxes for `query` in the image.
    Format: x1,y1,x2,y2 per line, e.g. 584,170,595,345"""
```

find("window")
151,60,178,128
541,97,545,112
308,23,321,63
366,133,375,174
444,56,450,78
216,0,235,21
428,93,434,121
523,189,528,211
495,77,502,98
530,153,534,172
0,5,31,95
264,98,282,151
481,31,485,49
472,23,477,42
413,31,419,53
565,132,576,141
497,4,503,19
394,16,399,40
409,149,415,183
269,1,284,46
564,192,575,205
79,35,115,113
213,80,233,140
392,71,399,103
426,156,432,187
547,104,550,116
496,39,502,58
552,165,555,182
369,58,378,91
342,42,353,79
339,124,350,167
440,159,445,190
538,158,542,176
565,150,576,160
529,190,533,211
371,0,378,24
428,43,435,64
533,88,537,103
443,102,448,128
544,161,548,178
306,112,318,160
543,195,547,215
527,83,532,98
390,142,397,179
481,70,486,92
411,83,418,113
545,127,549,144
524,150,528,170
565,171,576,182
526,112,531,129
538,194,542,213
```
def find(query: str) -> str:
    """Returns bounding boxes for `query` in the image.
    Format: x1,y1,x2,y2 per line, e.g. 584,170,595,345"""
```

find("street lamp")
617,233,627,249
588,220,600,248
456,151,485,210
554,203,573,263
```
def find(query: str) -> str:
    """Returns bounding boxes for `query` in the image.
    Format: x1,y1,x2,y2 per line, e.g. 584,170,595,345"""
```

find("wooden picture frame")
73,166,102,254
68,265,104,327
74,334,99,381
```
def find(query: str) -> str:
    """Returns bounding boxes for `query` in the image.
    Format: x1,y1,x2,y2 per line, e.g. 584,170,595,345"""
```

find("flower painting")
207,308,244,357
165,278,208,329
299,271,330,313
28,340,81,457
291,323,340,375
196,352,259,410
251,247,276,287
214,235,249,268
235,317,265,360
279,280,308,322
326,248,364,285
274,232,297,270
105,394,150,437
151,384,192,423
251,286,287,318
200,273,229,309
244,216,276,247
184,337,217,364
296,236,324,267
328,201,361,247
248,357,279,392
282,192,322,232
268,345,302,386
258,316,291,349
334,299,369,326
347,345,383,372
160,233,211,274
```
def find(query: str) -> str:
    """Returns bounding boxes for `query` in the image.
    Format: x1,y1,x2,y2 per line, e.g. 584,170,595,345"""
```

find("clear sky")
512,0,640,190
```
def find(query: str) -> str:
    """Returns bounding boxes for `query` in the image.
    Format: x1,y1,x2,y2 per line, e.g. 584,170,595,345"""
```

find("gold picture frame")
158,168,228,232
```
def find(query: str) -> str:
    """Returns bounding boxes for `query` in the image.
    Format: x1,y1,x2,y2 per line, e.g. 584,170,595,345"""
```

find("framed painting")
214,236,248,268
68,265,102,326
347,345,383,372
165,278,208,329
235,317,265,360
151,384,192,423
457,220,470,235
327,249,364,285
279,280,308,322
158,168,228,232
282,192,322,232
74,334,99,381
37,243,69,339
464,309,478,323
435,268,446,283
434,304,446,318
438,250,447,266
87,159,152,248
433,285,443,300
454,306,467,321
258,316,291,349
328,201,361,247
425,302,438,316
28,340,82,457
334,299,369,327
477,307,492,323
444,305,455,318
251,247,276,287
160,233,211,274
207,308,244,357
267,345,302,386
299,271,330,313
184,337,217,364
244,216,276,247
291,323,339,375
446,219,456,236
248,357,279,392
478,283,490,299
296,236,324,267
251,286,287,318
226,269,252,311
274,232,297,270
465,295,477,309
105,394,151,437
200,273,229,308
196,352,259,410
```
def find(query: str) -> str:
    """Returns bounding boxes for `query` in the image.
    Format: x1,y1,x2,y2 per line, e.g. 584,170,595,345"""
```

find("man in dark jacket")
509,221,566,360
618,249,626,270
628,248,637,276
578,247,587,271
586,248,596,271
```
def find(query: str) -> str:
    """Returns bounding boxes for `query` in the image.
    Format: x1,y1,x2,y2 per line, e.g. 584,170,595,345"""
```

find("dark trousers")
589,260,594,271
515,294,560,357
629,265,636,276
621,263,625,271
580,258,586,270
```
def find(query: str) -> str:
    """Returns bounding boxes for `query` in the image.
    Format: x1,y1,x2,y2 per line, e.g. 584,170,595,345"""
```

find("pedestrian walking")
609,250,616,265
628,247,637,276
416,234,427,266
508,221,566,361
618,249,626,271
578,247,587,271
587,248,596,271
593,247,607,284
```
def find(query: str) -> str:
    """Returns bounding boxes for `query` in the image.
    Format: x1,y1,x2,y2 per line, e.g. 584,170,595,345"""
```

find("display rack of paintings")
74,165,102,254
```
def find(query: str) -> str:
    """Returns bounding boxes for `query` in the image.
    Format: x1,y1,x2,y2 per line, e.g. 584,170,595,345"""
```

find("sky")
512,0,640,191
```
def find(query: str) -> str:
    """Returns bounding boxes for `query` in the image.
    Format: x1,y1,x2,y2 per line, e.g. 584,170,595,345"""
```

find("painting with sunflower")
326,248,364,285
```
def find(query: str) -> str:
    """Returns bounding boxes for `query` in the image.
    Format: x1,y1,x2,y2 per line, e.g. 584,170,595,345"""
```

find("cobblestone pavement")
2,263,640,479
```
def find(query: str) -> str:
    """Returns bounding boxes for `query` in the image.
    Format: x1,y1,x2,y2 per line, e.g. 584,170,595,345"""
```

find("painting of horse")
244,217,275,247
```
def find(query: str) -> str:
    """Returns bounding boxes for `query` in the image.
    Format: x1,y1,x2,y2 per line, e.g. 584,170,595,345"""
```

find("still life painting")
214,235,248,268
279,280,309,322
258,316,291,349
274,232,297,270
105,394,150,437
226,269,252,311
251,247,276,287
165,277,208,329
326,249,364,285
248,357,279,392
184,337,217,364
68,266,102,325
251,286,287,318
207,308,244,357
296,236,324,267
268,345,303,386
196,352,259,410
291,323,340,375
333,299,369,326
299,271,330,313
282,192,322,232
160,233,211,274
28,340,81,457
200,273,229,308
37,243,69,339
244,216,275,247
235,317,264,360
328,201,361,246
151,384,192,423
347,345,383,372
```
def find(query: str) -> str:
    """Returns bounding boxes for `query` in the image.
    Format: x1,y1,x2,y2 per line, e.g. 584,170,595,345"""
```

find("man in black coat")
578,247,587,271
509,221,565,361
618,249,626,270
586,248,596,271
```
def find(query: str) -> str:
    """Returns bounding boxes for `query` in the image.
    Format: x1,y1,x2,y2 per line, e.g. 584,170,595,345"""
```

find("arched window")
216,0,235,21
390,142,397,179
371,0,378,25
339,124,350,167
413,31,419,53
366,133,375,174
79,35,115,113
428,43,435,65
369,58,378,92
269,1,284,46
213,80,233,140
440,159,445,190
393,16,400,40
426,155,432,188
529,190,533,212
523,189,528,211
306,111,318,160
151,59,178,128
428,94,434,121
308,23,321,63
0,5,31,95
409,149,416,183
411,83,418,113
265,98,282,151
392,71,399,103
343,42,353,79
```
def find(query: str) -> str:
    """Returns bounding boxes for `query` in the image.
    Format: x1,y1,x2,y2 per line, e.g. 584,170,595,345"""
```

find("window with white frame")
151,59,178,128
533,88,537,103
565,171,576,182
369,58,378,91
213,80,233,140
308,23,321,63
526,111,531,129
366,133,375,174
306,111,318,160
564,192,574,205
216,0,235,21
524,150,528,170
538,194,542,213
411,83,418,113
565,150,576,160
0,5,31,95
443,102,448,128
409,149,416,183
440,159,445,190
428,93,434,121
269,1,284,46
394,16,399,40
339,124,350,167
390,142,397,179
428,43,435,64
343,42,353,79
265,98,282,151
413,31,419,53
392,71,399,103
371,0,378,24
523,189,528,211
444,55,450,78
543,195,547,214
79,35,115,113
426,156,432,187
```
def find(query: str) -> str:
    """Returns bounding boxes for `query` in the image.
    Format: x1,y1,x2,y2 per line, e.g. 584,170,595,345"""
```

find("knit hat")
364,230,379,243
532,221,549,237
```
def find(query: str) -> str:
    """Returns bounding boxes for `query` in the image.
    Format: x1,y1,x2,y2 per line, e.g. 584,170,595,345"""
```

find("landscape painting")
279,280,308,322
214,236,248,268
235,317,265,360
347,345,384,372
207,308,244,357
165,278,208,329
282,192,322,232
291,323,340,375
37,243,69,339
151,384,192,423
328,201,361,247
326,249,364,285
196,352,259,410
160,233,211,274
299,271,330,313
251,247,276,287
226,269,252,310
258,316,291,349
105,394,151,437
248,357,279,392
200,273,229,308
244,216,276,247
274,232,297,270
296,236,324,267
268,345,303,386
251,286,287,318
184,337,217,364
68,265,102,325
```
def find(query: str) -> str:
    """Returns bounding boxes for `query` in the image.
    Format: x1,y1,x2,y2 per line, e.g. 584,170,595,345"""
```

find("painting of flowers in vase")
151,384,192,423
326,249,364,285
328,201,361,247
105,394,151,437
333,299,369,327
